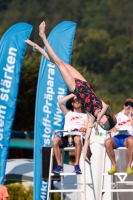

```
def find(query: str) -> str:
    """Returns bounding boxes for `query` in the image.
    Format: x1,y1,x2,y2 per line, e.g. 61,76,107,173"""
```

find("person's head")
71,96,82,110
98,111,117,130
124,98,133,113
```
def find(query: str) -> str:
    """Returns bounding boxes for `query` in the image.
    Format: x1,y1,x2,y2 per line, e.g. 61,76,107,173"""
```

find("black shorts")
60,135,81,148
60,135,92,160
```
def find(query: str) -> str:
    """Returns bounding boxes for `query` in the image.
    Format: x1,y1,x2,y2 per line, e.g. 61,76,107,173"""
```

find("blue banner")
34,21,76,200
0,23,33,184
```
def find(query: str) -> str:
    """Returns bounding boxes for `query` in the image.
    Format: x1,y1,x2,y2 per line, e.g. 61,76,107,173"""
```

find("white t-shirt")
63,110,87,136
115,112,133,136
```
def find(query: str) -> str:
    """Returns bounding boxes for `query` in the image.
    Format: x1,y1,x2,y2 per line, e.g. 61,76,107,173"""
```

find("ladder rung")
112,182,133,185
61,183,84,186
50,172,81,176
102,189,133,192
49,189,83,193
103,173,130,175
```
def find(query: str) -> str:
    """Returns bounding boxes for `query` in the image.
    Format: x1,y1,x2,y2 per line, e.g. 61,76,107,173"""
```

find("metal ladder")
100,147,133,200
46,131,96,200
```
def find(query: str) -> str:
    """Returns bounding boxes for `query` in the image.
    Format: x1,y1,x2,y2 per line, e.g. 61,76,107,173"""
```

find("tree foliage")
6,183,61,200
0,0,133,130
6,183,33,200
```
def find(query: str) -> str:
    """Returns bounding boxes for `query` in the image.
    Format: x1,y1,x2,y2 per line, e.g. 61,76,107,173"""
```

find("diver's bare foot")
39,21,46,38
25,40,38,48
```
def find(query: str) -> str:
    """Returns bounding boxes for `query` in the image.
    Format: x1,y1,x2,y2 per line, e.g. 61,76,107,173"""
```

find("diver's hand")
89,121,99,135
89,121,98,128
83,155,91,164
83,152,91,164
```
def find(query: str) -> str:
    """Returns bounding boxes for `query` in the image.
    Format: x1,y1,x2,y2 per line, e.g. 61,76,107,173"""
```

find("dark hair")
66,98,73,111
105,113,117,130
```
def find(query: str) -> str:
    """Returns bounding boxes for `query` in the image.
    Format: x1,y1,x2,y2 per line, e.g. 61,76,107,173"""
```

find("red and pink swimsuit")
73,79,102,116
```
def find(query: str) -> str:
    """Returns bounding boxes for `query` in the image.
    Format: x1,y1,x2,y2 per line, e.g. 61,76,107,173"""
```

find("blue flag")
0,22,33,184
34,21,76,200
